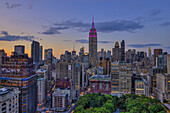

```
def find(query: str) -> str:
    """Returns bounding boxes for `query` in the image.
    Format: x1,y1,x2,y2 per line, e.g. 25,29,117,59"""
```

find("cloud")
159,21,170,26
64,39,114,44
128,43,162,48
149,9,161,16
5,2,21,9
42,26,69,34
165,47,170,49
0,31,35,41
42,19,144,35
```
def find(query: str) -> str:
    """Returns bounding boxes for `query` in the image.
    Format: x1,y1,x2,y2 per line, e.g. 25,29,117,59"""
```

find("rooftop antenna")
92,16,94,28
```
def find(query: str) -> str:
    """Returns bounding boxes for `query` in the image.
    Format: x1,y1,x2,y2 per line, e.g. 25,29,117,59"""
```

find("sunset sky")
0,0,170,58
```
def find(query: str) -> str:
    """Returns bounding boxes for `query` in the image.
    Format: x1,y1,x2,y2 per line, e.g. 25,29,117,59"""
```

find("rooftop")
89,75,111,81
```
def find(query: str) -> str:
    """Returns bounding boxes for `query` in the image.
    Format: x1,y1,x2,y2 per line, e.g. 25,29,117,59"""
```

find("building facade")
0,53,37,113
89,75,111,94
0,87,20,113
154,73,170,102
135,78,149,97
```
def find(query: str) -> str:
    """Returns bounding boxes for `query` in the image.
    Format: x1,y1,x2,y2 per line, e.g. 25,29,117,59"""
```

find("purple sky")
0,0,170,58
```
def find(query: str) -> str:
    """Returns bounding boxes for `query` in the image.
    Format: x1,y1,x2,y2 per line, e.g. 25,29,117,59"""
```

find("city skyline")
0,0,170,58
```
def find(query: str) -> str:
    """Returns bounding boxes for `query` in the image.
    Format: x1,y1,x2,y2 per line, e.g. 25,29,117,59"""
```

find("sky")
0,0,170,58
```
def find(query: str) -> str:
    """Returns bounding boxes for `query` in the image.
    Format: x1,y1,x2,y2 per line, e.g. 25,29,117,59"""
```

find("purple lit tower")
89,17,98,66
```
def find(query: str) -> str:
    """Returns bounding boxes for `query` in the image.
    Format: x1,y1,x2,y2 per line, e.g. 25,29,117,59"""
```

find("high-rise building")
135,78,149,97
14,45,25,55
167,54,170,74
112,40,125,62
148,46,151,58
0,52,37,113
119,62,132,95
125,49,136,63
106,50,111,60
89,18,97,66
36,69,47,109
156,52,167,69
0,49,7,64
154,49,163,66
47,49,53,60
56,60,72,80
111,62,132,95
79,47,84,62
0,87,20,113
137,51,145,61
83,53,89,69
154,73,170,102
112,41,120,62
99,58,110,75
111,62,119,94
44,49,48,60
121,40,125,61
31,41,40,63
39,46,43,62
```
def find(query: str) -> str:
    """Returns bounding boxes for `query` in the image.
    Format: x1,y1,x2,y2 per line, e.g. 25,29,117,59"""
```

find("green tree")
149,103,166,113
103,103,115,112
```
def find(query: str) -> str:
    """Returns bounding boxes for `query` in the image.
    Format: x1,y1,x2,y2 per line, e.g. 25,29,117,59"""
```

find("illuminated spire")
92,17,94,28
149,46,151,51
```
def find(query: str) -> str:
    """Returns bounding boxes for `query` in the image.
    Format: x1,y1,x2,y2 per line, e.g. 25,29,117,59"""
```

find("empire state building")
89,18,97,66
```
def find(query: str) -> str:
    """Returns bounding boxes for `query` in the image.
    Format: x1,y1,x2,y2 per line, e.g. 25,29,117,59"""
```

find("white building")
155,73,170,102
36,69,47,108
0,87,20,113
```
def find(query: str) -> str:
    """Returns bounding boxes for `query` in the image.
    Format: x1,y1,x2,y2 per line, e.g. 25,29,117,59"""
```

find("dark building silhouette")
31,41,40,63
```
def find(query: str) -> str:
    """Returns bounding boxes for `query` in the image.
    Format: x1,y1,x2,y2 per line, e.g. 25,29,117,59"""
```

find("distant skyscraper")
121,40,125,61
125,49,136,63
14,45,25,55
44,49,48,60
89,17,97,66
79,47,84,62
44,48,53,61
154,49,163,66
112,40,125,62
31,41,40,63
112,41,120,62
39,46,43,62
47,49,53,60
106,50,111,60
148,46,151,57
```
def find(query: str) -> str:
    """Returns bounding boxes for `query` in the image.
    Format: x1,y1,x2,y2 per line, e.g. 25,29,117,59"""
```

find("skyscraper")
148,46,151,57
14,45,25,55
112,41,120,62
154,49,163,66
112,40,125,62
89,17,97,66
31,41,40,63
121,40,125,61
39,46,43,62
0,51,37,113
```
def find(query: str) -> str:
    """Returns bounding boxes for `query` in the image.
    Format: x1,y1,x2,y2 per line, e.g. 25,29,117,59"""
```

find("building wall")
119,63,132,95
0,88,20,113
155,74,170,102
90,80,111,94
